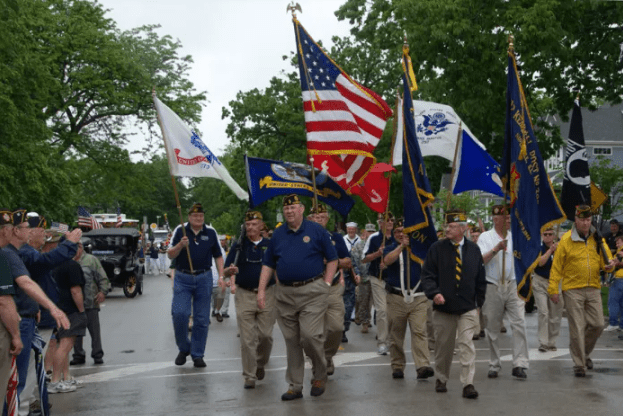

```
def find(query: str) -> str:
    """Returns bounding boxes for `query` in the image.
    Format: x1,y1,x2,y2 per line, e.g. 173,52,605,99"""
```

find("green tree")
591,157,623,219
335,0,623,160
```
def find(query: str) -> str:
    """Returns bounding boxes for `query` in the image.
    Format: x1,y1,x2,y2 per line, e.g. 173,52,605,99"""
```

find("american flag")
50,222,69,232
293,20,392,191
116,207,123,228
77,206,102,229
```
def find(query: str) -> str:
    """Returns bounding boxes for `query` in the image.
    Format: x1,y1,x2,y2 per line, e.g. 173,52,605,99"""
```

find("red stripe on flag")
302,100,350,113
305,120,360,134
337,82,389,123
307,141,373,153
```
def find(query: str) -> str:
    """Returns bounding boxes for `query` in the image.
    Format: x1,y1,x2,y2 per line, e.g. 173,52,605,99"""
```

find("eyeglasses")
543,233,554,236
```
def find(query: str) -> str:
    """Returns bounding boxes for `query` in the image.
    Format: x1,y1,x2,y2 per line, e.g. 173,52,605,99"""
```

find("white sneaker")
377,345,389,355
48,381,77,394
604,325,619,332
65,377,84,388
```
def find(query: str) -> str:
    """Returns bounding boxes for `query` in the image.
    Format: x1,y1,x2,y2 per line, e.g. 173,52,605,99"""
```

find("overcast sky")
98,0,352,156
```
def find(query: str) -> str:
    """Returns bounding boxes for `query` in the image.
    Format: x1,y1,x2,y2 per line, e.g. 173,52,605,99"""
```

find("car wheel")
123,275,139,298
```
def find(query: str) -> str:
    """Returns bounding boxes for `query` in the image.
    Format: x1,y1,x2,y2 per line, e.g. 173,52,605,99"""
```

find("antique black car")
83,228,143,298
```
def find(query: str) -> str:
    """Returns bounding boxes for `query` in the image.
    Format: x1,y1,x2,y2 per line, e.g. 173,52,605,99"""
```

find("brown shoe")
361,323,369,334
310,379,326,397
435,379,447,393
416,366,435,379
462,384,479,399
256,367,265,381
216,313,223,323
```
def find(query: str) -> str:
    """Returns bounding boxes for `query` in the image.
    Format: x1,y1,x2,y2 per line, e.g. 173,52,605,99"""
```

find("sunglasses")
543,233,554,236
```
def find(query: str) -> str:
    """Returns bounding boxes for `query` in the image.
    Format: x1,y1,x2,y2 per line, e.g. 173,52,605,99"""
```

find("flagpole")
446,122,463,211
152,89,194,273
309,154,320,212
501,35,516,283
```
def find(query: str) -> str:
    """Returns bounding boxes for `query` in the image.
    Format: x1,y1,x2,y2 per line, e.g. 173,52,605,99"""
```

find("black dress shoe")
479,330,485,338
69,358,85,366
487,370,498,378
256,367,265,380
93,358,104,365
435,379,447,393
193,357,207,368
574,367,586,377
416,366,435,379
281,390,303,401
512,367,527,379
222,313,230,318
175,351,189,366
462,384,479,399
392,369,404,379
342,332,348,343
586,358,594,370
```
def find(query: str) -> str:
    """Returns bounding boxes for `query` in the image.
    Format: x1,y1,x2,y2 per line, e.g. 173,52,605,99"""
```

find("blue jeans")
608,278,623,327
171,270,212,359
3,317,36,415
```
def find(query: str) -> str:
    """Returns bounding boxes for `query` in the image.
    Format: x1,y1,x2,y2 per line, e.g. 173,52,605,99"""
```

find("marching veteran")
168,203,224,368
549,205,615,377
309,203,352,377
257,195,338,401
223,210,275,390
382,218,434,381
422,210,487,399
477,204,529,379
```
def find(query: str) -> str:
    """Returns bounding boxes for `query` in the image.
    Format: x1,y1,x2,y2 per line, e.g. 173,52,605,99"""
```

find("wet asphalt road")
53,273,623,416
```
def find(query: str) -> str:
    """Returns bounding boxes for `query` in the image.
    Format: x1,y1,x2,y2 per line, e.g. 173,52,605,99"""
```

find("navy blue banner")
401,73,438,283
245,156,355,217
501,51,566,299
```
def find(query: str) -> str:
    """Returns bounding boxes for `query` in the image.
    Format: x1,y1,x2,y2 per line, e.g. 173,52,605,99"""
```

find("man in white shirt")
477,205,529,379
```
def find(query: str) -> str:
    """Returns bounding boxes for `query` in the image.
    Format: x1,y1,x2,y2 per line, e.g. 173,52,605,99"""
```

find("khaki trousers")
369,276,388,346
0,325,11,399
426,300,435,350
532,274,564,348
386,293,430,371
324,284,345,362
563,287,604,369
235,285,276,382
275,278,329,392
433,309,478,386
483,282,529,371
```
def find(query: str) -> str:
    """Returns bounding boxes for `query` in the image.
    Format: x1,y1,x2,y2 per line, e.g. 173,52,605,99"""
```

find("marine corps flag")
560,99,591,219
501,47,566,299
401,72,438,279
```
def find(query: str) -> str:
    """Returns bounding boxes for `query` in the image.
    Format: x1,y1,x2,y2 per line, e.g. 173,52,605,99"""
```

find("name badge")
201,236,210,241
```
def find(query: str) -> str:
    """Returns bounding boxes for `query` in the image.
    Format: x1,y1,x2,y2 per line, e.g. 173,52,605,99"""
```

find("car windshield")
90,236,129,255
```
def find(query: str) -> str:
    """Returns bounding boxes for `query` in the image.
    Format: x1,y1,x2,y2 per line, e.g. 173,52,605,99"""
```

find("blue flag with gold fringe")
501,49,566,299
401,73,438,282
245,155,354,217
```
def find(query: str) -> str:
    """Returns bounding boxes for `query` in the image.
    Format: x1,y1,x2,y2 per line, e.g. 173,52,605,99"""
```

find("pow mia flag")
561,99,591,220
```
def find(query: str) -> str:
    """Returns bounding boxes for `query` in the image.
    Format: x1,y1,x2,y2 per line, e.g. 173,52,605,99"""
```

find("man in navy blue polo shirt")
309,203,352,377
223,210,274,390
257,195,338,401
168,203,224,368
383,218,434,381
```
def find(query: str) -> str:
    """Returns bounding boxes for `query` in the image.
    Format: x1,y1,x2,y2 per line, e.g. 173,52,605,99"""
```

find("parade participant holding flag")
168,203,224,368
383,218,434,381
422,210,486,399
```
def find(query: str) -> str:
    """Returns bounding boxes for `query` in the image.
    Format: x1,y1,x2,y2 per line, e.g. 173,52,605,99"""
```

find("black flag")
561,99,591,220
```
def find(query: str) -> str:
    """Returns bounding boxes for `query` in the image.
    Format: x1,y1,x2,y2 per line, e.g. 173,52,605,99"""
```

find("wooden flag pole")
152,89,194,273
501,35,515,283
309,154,320,212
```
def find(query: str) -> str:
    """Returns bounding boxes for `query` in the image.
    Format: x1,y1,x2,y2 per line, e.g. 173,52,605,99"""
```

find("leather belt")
279,274,323,287
178,269,208,276
385,284,422,297
238,286,259,293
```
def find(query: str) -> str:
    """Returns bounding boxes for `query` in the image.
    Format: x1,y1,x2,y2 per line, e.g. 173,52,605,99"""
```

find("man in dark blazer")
422,210,487,399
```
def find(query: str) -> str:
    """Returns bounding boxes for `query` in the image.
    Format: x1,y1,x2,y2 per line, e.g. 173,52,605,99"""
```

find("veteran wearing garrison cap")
549,205,615,377
223,210,275,389
309,204,351,377
477,204,530,380
168,203,224,368
422,210,486,398
257,195,338,401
